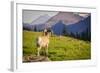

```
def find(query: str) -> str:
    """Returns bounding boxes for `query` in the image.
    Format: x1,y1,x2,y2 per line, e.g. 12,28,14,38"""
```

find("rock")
23,55,50,62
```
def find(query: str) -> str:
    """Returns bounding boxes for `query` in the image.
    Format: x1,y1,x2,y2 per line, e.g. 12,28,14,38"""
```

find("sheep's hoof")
37,55,40,57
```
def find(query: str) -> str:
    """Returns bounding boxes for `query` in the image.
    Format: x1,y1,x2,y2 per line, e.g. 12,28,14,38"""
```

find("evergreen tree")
34,25,37,31
62,25,66,36
75,32,79,38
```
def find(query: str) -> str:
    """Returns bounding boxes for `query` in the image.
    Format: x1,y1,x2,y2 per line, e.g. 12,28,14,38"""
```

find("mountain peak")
30,14,50,25
46,12,83,26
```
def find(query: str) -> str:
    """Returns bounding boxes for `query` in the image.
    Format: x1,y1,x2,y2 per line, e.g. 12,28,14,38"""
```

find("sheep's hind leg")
37,47,41,57
45,45,48,57
46,48,48,57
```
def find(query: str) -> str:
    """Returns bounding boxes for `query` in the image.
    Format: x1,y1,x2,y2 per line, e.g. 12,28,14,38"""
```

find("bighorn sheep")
36,29,50,56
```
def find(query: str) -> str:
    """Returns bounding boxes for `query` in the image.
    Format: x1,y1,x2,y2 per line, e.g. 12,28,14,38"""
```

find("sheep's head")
43,29,51,37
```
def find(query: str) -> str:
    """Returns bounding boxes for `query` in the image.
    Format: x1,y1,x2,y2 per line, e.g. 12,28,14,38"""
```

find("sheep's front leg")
37,47,41,56
46,48,48,56
46,45,48,56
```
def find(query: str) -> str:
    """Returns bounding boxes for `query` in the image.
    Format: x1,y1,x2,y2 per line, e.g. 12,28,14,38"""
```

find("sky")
22,10,58,24
22,10,90,24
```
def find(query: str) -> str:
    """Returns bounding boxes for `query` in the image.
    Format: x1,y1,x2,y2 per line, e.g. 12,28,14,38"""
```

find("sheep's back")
37,36,49,47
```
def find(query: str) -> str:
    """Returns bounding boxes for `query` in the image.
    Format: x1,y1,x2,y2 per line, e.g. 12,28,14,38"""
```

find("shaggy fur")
36,29,50,56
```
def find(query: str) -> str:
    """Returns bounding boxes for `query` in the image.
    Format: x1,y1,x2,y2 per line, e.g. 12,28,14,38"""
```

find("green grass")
23,30,91,61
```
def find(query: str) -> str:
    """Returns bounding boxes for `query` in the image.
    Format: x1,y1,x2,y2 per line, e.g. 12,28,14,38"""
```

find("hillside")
23,31,91,62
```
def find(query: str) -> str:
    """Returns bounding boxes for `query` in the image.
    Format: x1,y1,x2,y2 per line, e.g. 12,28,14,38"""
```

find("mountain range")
46,12,83,27
51,15,90,35
23,12,91,39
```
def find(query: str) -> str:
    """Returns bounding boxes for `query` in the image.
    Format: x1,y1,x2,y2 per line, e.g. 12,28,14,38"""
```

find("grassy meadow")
23,30,91,62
